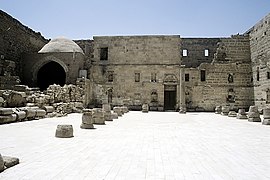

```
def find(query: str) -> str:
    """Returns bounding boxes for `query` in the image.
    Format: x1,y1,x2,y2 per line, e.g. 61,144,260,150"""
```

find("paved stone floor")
0,112,270,180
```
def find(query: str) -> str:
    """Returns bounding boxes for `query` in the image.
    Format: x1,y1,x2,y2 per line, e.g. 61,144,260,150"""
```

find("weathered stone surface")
92,108,105,125
12,109,26,121
0,108,13,115
142,104,149,113
43,106,54,113
80,123,94,129
2,156,19,168
237,109,248,119
55,125,74,138
0,114,17,124
228,111,237,117
113,107,123,116
5,91,26,107
215,106,222,114
248,106,261,122
35,109,46,118
263,108,270,125
221,106,230,116
111,112,118,119
0,154,4,172
102,104,112,121
19,107,36,120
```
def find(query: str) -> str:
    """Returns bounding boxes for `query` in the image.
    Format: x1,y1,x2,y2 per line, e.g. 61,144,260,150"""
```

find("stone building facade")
0,9,270,112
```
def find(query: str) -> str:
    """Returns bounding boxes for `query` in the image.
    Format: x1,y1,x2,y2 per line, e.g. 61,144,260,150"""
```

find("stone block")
43,106,54,113
0,114,17,124
215,106,222,114
113,107,123,116
80,123,94,129
92,108,105,125
0,108,13,115
6,91,26,107
55,125,74,138
19,107,36,120
248,106,261,122
35,109,46,118
13,109,26,121
221,106,230,116
111,112,118,119
228,111,237,117
142,104,149,113
237,109,247,119
2,156,19,168
263,108,270,125
0,154,4,172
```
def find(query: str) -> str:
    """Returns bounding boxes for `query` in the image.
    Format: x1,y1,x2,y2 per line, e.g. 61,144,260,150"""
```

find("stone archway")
37,61,66,91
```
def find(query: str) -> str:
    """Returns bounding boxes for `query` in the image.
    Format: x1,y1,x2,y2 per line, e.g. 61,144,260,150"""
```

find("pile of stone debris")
0,84,85,124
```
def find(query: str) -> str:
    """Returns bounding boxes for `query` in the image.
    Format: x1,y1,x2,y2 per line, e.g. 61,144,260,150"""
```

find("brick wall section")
248,13,270,110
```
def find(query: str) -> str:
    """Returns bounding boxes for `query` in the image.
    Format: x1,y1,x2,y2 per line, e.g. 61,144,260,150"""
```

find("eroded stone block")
55,125,74,138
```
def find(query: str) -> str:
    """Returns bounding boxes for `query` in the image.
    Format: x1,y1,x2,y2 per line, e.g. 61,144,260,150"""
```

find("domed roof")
39,37,84,54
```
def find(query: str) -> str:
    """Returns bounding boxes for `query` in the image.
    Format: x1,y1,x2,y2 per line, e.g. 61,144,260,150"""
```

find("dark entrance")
37,61,66,91
164,85,177,111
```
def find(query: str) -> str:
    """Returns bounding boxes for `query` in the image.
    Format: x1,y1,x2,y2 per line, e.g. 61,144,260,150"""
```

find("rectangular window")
185,74,190,82
100,47,108,60
205,49,209,57
151,73,157,82
135,73,140,82
201,70,206,82
182,49,188,57
108,71,114,82
267,72,270,79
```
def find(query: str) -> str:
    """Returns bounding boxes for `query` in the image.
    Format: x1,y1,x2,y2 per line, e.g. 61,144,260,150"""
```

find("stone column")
179,65,186,113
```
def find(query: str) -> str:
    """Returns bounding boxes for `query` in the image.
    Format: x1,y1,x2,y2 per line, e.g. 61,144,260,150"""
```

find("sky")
1,0,270,40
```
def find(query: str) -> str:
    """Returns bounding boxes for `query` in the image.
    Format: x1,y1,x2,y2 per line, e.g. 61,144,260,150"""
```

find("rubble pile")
0,84,85,124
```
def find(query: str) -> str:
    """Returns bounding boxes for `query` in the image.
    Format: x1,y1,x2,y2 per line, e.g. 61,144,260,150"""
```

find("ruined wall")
183,35,253,111
0,10,47,75
90,36,181,109
181,38,220,68
249,13,270,110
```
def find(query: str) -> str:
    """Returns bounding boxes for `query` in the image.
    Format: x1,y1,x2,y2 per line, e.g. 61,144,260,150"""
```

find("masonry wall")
181,38,220,68
183,35,253,111
22,52,85,87
0,10,47,75
90,36,181,109
249,13,270,110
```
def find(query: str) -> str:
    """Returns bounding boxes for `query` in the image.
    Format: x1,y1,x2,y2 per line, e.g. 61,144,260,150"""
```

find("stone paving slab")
0,112,270,180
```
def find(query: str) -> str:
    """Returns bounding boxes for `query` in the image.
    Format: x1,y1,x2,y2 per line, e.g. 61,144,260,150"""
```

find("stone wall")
181,38,220,68
0,10,47,75
21,52,85,87
248,13,270,110
90,36,181,109
183,35,253,111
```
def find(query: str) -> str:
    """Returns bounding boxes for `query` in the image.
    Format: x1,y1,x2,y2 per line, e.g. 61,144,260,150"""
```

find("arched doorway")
37,61,66,91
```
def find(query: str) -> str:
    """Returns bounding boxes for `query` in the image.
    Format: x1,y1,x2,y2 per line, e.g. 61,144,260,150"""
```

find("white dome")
39,37,84,54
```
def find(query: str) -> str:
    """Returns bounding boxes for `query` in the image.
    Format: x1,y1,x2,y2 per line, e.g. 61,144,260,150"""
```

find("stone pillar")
247,106,261,122
262,107,270,125
55,125,74,138
237,109,248,119
179,65,186,113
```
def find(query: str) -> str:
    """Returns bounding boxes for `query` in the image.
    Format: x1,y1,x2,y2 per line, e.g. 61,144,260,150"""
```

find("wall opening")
164,85,176,111
37,61,66,91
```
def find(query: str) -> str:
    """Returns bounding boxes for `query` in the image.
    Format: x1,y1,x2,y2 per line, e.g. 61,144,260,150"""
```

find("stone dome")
38,37,84,54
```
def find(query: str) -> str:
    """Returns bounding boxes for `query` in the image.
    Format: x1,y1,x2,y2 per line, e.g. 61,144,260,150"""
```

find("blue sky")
1,0,270,40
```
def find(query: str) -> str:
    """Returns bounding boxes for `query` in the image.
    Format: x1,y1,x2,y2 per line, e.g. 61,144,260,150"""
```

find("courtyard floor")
0,111,270,180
